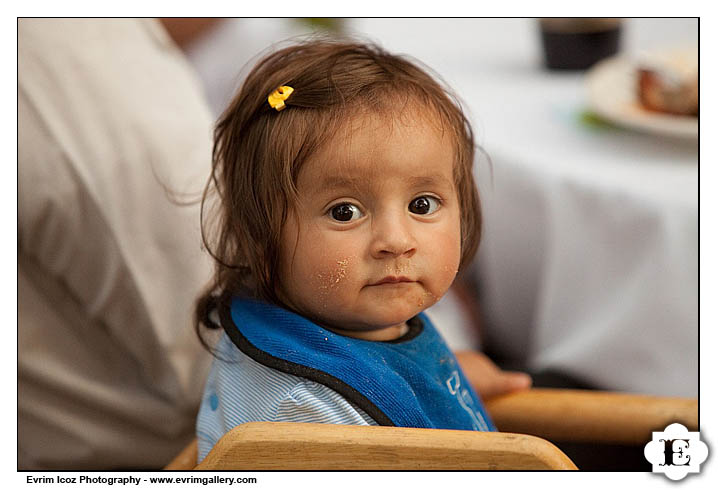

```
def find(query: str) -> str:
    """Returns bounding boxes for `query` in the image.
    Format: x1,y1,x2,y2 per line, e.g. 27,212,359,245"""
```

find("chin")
322,310,412,332
318,294,433,331
362,308,421,330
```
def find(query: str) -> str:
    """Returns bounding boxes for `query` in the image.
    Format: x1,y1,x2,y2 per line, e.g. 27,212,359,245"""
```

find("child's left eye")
409,196,440,215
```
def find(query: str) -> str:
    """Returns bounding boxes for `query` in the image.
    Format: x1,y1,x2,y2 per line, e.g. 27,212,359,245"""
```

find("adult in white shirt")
18,18,214,470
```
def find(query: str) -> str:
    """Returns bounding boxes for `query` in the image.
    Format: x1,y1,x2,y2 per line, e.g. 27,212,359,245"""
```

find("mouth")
369,276,415,286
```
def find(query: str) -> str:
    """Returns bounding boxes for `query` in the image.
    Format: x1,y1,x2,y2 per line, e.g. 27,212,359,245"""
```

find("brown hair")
197,37,482,337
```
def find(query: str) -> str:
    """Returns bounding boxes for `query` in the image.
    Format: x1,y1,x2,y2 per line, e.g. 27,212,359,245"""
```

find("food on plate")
636,47,697,117
638,68,697,116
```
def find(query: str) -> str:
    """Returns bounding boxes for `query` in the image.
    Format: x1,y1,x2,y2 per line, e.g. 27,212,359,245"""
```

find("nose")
369,211,417,259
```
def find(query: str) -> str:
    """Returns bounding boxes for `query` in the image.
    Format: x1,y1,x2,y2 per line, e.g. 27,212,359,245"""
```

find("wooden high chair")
165,388,698,470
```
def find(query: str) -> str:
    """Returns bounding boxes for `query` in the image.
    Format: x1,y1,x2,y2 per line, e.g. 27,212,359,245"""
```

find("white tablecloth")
187,18,698,397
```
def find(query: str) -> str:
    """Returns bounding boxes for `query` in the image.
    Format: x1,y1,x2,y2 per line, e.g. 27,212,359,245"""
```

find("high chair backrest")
189,422,578,470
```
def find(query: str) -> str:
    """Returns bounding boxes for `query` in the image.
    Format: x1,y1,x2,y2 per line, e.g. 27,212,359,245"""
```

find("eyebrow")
317,174,453,190
406,175,454,188
317,176,365,189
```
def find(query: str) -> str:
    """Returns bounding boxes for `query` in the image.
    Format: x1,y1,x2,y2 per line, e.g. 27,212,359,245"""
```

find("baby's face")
277,112,462,340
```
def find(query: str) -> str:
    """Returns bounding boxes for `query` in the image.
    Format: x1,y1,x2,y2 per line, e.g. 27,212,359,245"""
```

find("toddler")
195,38,494,462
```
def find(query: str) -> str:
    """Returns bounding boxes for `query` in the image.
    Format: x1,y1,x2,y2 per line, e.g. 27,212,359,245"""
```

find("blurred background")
183,17,698,398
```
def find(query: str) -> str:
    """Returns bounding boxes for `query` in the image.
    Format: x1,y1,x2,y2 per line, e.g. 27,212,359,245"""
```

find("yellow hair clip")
268,86,294,111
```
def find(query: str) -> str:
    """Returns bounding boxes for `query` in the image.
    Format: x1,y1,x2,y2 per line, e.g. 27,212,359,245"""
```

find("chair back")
191,422,577,470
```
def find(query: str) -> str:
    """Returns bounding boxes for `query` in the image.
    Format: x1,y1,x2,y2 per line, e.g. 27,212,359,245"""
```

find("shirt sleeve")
273,379,379,426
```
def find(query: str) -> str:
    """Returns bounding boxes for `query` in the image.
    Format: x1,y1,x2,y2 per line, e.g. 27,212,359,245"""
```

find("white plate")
586,54,697,140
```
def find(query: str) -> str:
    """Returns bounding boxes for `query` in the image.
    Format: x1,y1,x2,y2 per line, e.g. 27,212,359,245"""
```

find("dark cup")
540,18,622,70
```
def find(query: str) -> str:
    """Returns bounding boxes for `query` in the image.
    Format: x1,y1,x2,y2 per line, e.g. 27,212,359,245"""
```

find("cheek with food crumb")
313,256,354,309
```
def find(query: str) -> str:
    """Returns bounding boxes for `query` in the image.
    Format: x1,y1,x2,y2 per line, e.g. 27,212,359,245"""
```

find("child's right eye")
329,203,364,222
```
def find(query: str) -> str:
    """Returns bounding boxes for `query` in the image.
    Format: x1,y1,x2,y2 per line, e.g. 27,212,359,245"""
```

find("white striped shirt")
196,333,378,463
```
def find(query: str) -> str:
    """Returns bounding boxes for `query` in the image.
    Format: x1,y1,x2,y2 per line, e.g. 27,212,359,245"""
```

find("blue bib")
218,297,495,432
